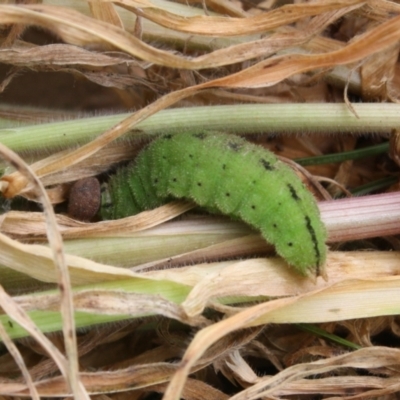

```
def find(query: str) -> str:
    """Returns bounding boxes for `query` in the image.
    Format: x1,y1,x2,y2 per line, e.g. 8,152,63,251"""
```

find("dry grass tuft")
0,0,400,399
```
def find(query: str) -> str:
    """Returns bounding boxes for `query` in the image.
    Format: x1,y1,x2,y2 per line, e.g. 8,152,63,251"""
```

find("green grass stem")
0,104,399,154
295,142,389,166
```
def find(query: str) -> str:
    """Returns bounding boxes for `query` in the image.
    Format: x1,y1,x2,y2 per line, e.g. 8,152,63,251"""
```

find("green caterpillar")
69,132,327,276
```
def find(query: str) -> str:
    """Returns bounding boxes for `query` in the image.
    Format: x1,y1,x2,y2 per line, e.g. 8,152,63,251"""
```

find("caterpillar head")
68,177,101,221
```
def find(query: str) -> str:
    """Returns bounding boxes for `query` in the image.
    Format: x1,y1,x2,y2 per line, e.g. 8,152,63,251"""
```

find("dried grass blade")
116,0,365,36
0,5,193,68
0,143,88,398
88,1,123,28
203,14,400,88
229,347,400,399
164,293,400,399
0,229,183,285
0,321,40,400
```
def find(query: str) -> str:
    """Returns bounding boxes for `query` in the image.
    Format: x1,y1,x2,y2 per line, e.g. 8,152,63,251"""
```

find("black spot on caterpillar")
73,132,327,276
260,159,274,171
287,183,300,201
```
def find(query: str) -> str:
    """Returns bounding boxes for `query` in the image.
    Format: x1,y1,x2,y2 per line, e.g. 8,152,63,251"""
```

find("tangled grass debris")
1,1,400,399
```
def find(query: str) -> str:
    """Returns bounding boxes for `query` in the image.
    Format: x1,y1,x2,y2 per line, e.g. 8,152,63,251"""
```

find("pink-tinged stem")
320,192,400,242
